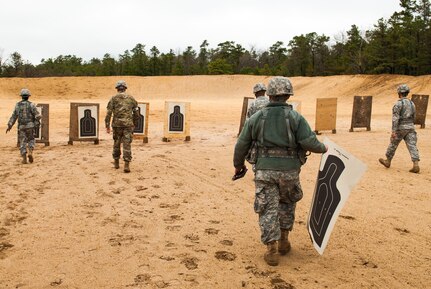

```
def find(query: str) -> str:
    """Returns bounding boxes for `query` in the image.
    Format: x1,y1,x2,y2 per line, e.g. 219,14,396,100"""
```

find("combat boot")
124,161,130,173
278,230,291,255
28,149,33,163
409,161,420,173
22,154,27,164
114,159,120,169
263,241,279,266
379,158,391,168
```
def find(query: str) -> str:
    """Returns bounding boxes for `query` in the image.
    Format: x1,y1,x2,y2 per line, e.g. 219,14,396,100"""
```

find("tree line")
1,0,430,78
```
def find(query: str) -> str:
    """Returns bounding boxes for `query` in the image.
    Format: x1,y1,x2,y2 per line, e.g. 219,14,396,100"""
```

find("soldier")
6,88,41,164
379,84,420,173
105,80,139,173
233,76,326,266
247,83,269,118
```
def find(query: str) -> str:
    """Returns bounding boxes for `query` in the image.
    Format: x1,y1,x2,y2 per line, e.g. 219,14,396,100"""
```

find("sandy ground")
0,75,430,289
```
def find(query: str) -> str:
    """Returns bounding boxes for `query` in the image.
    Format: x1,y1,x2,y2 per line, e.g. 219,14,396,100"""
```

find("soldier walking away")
233,77,327,266
6,88,41,164
379,84,420,173
247,83,270,118
105,80,139,173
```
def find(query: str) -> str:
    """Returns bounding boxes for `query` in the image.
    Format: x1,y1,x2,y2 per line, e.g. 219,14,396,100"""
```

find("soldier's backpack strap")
283,106,296,149
258,108,269,144
400,98,415,120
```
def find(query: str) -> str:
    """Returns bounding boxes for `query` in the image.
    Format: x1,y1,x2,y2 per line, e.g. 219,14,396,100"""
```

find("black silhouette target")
80,109,96,137
34,106,42,140
133,106,145,133
310,155,345,247
169,105,184,132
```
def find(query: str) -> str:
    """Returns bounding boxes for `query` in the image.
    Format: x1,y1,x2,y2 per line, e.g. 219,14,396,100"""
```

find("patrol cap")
253,83,266,93
266,76,294,96
115,80,127,89
397,84,410,94
20,88,31,97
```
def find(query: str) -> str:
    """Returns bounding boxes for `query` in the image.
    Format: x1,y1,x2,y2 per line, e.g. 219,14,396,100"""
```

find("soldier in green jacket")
233,76,327,266
105,80,139,173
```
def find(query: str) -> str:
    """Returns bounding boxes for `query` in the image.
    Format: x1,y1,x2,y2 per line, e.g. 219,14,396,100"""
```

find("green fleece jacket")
234,102,326,170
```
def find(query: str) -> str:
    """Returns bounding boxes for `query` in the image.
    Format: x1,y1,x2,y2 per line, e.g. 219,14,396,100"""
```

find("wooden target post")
350,96,373,132
315,98,337,134
162,101,190,142
411,94,429,128
16,103,50,147
133,102,150,143
238,97,254,135
68,103,100,145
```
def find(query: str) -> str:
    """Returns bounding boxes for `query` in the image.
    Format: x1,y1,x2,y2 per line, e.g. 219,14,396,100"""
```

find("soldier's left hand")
5,128,10,134
106,127,111,134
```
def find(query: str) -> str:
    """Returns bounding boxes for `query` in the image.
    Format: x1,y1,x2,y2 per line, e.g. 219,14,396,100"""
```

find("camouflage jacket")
234,102,326,171
392,97,415,131
247,96,270,118
105,93,139,128
8,100,41,130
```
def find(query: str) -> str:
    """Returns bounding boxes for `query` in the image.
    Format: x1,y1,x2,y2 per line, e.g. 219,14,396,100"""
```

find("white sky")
0,0,402,64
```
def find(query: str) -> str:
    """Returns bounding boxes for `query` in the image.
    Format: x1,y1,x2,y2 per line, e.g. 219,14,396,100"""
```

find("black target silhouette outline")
310,154,345,247
80,109,96,137
169,105,184,132
133,106,145,133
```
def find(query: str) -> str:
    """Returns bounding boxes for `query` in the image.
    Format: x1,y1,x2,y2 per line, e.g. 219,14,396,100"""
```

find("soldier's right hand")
5,128,10,134
106,127,111,134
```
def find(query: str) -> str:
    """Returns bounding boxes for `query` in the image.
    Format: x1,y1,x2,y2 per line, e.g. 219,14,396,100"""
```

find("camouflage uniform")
247,96,270,118
234,77,326,245
247,83,269,118
8,98,41,156
254,170,302,244
105,92,139,162
385,97,420,161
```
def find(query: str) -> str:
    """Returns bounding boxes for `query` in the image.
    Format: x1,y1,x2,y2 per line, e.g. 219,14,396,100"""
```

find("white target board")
307,137,366,255
34,106,42,141
78,105,98,139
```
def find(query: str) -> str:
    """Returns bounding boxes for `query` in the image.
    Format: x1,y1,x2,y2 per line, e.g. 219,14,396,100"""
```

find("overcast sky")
1,0,402,64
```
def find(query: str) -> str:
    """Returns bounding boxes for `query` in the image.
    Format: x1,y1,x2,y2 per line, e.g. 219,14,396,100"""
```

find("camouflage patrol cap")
266,76,294,96
397,84,410,94
115,80,127,89
20,88,31,97
253,83,267,93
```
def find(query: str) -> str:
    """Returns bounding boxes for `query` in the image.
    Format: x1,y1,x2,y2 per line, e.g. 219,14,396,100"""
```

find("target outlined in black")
310,154,345,247
133,106,145,134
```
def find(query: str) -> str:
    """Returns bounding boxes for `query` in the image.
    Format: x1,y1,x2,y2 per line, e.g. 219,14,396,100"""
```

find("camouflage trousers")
254,169,303,245
385,129,420,161
112,127,133,162
18,128,35,156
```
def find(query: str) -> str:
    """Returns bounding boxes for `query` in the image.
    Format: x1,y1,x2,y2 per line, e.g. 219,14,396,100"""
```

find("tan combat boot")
263,241,279,266
28,149,33,163
409,161,420,173
114,159,120,169
379,158,391,168
278,230,291,255
22,154,27,164
124,161,130,173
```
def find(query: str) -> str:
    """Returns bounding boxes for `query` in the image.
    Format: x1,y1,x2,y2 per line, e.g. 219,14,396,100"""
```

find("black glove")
232,166,248,181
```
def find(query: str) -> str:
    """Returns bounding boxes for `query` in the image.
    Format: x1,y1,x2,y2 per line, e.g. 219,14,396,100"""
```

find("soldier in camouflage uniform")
234,77,326,266
247,83,269,118
379,84,420,173
105,80,139,173
6,88,41,164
